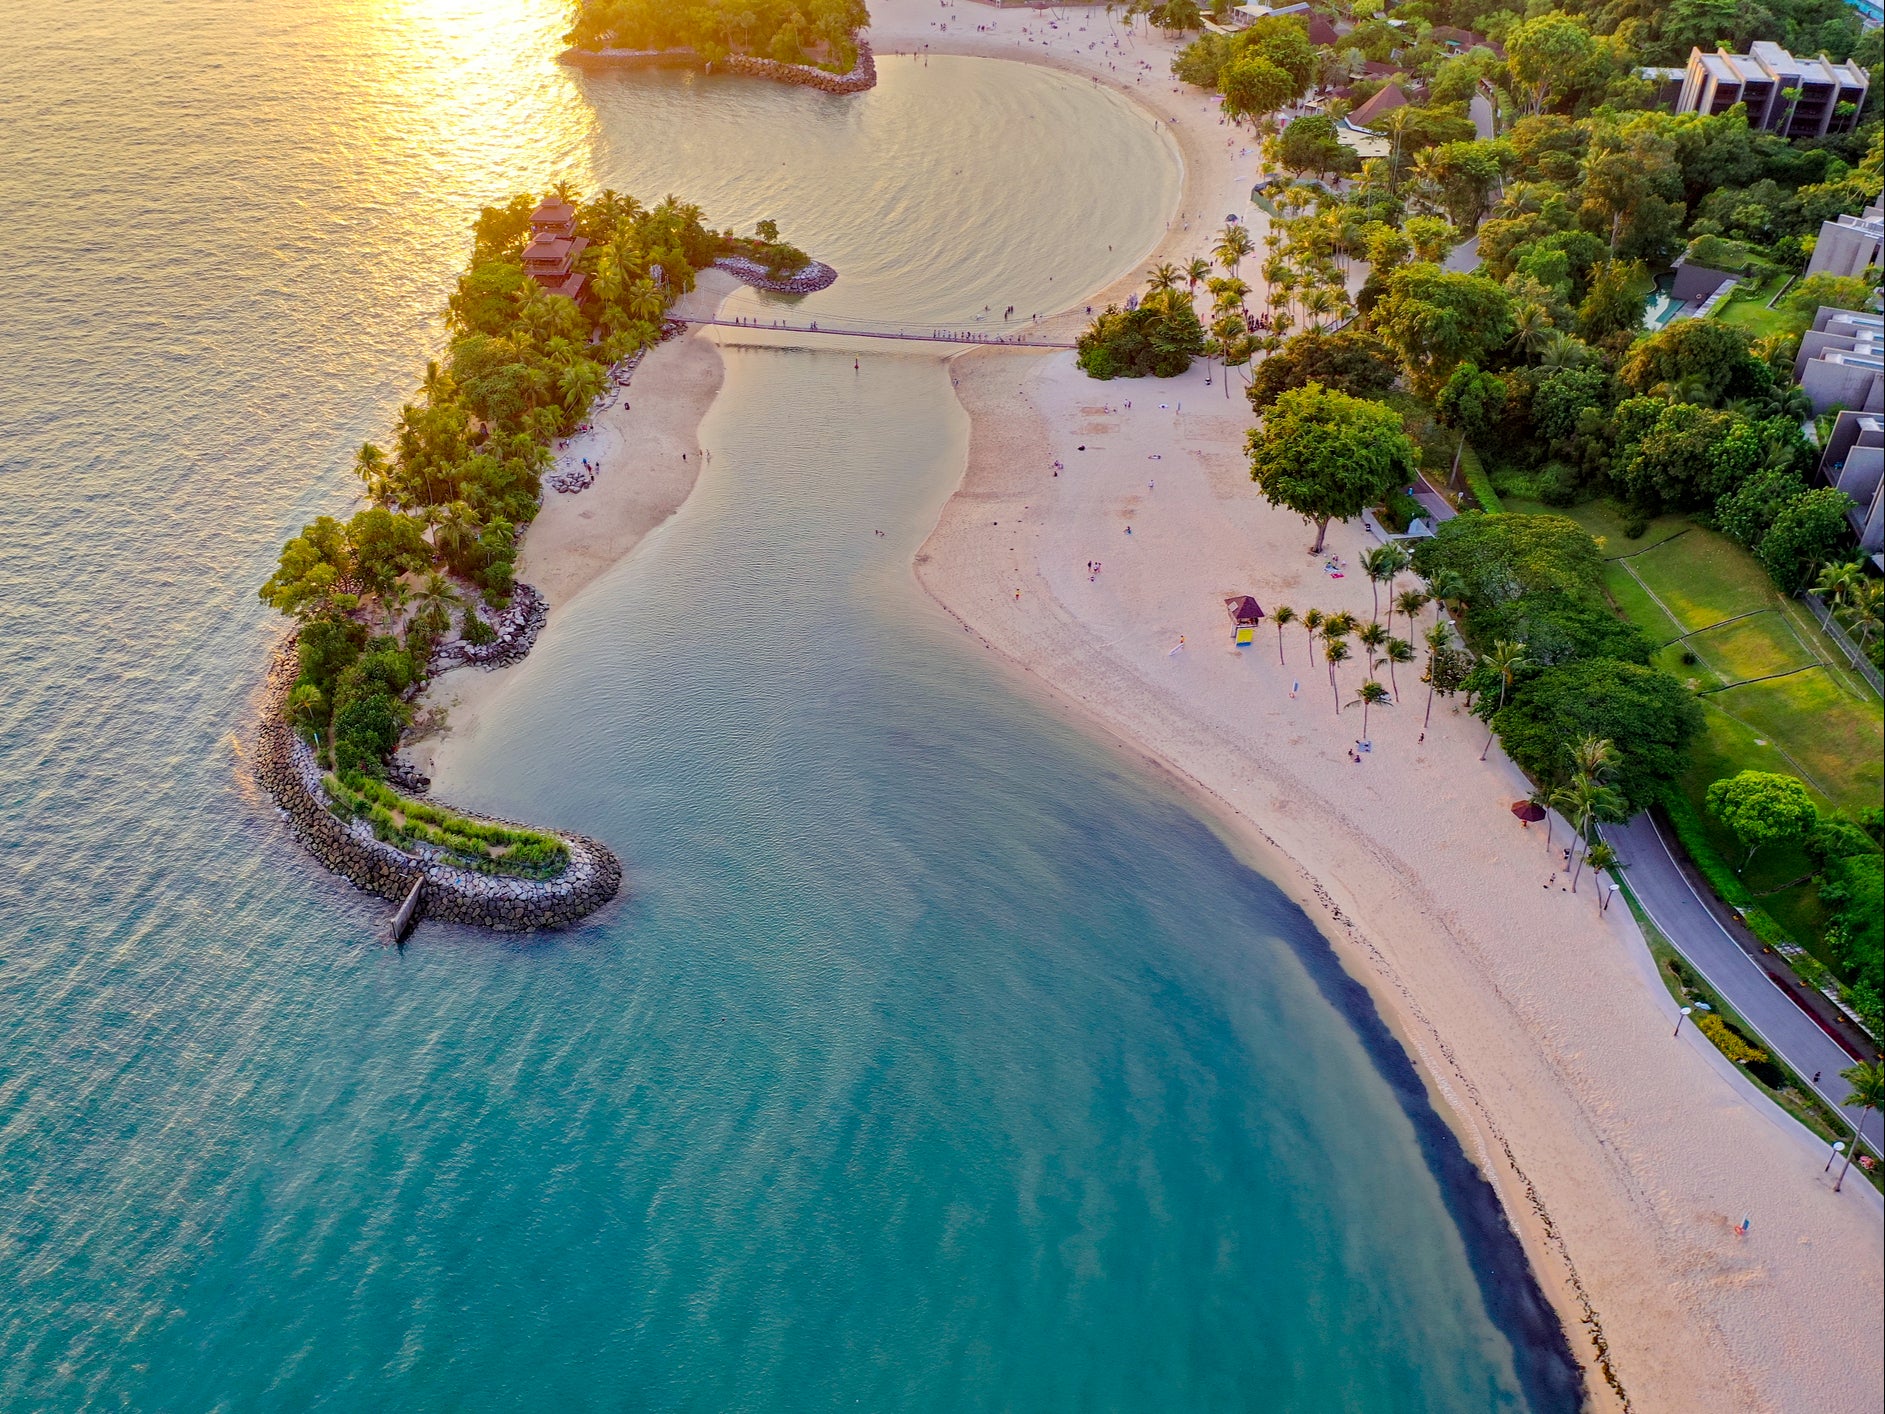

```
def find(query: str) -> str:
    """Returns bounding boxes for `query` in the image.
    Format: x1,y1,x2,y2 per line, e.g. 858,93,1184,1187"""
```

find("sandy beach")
866,3,1885,1409
409,269,737,775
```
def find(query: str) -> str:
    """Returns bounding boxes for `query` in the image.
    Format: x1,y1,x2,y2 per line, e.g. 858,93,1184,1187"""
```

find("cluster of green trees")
1706,771,1884,1023
261,186,721,786
1413,514,1701,812
566,0,870,69
1078,225,1261,380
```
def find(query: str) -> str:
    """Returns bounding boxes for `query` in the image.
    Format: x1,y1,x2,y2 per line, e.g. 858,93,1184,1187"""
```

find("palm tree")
1271,604,1297,665
353,442,394,504
1427,569,1467,616
1394,587,1431,638
1301,608,1326,665
1184,256,1212,294
1215,222,1254,278
1357,619,1388,672
1324,637,1352,716
432,500,481,571
1509,303,1554,358
1583,841,1622,911
1565,734,1618,784
1479,639,1529,760
1552,774,1625,890
1383,637,1414,699
1422,621,1457,729
1146,262,1183,295
1347,679,1390,740
410,570,461,628
1361,545,1409,619
1814,559,1864,608
1833,1061,1882,1191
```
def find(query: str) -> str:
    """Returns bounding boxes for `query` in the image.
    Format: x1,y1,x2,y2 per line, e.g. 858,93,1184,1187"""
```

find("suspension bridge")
684,313,1079,350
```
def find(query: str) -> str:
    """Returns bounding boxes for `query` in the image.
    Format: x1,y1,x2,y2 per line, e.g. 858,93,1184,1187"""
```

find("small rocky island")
256,189,826,934
559,0,875,93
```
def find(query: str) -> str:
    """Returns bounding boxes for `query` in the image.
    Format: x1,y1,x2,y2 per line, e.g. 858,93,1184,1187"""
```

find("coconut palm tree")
1552,773,1625,890
1185,256,1213,294
1833,1061,1882,1191
1146,262,1183,295
1427,568,1468,616
1508,303,1554,358
1565,734,1618,784
1215,222,1254,278
1479,639,1529,760
432,500,481,573
1361,544,1409,619
353,442,394,504
1271,604,1297,665
1301,608,1326,665
1357,619,1388,672
410,569,461,628
1324,637,1352,716
1394,587,1431,638
1583,841,1622,911
1422,620,1455,729
1322,610,1358,643
1347,679,1390,740
1814,559,1864,607
1383,637,1414,699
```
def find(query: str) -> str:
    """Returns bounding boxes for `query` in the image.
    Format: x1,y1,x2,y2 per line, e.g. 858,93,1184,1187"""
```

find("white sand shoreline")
409,269,739,778
872,3,1883,1410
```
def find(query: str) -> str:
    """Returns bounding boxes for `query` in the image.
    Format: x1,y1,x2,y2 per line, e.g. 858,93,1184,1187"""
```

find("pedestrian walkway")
1606,812,1882,1154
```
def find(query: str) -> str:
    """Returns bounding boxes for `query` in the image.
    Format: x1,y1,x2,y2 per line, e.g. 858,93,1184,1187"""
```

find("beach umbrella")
1510,800,1546,825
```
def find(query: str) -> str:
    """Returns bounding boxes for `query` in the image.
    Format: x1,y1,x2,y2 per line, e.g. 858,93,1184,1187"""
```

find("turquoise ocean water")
0,2,1578,1407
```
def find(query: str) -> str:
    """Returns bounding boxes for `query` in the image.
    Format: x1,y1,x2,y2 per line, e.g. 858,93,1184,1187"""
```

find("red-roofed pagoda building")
522,198,589,303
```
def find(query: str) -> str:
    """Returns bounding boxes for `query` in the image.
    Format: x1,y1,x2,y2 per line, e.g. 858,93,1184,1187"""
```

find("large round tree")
1247,381,1419,554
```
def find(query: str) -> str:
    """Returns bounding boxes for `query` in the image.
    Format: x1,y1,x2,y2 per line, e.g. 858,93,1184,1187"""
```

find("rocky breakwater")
560,40,876,94
254,638,622,932
430,583,547,672
713,254,839,294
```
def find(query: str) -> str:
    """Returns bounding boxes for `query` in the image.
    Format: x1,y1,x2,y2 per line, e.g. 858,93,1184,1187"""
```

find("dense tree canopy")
1706,770,1820,870
567,0,870,69
1247,383,1420,553
1493,659,1703,813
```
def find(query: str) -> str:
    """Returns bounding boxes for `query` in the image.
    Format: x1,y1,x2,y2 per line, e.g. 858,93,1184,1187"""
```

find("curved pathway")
1606,812,1882,1155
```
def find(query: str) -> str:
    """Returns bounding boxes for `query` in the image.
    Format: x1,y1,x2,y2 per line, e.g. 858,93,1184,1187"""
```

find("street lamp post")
1673,1005,1692,1038
1824,1140,1846,1174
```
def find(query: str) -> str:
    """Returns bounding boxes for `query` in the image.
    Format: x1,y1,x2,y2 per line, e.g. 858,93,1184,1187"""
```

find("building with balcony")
1676,42,1868,138
1818,410,1884,555
1795,306,1884,415
523,198,588,302
1806,199,1884,279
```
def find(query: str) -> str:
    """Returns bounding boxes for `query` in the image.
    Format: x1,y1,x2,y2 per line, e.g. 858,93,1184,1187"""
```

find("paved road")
1606,812,1882,1154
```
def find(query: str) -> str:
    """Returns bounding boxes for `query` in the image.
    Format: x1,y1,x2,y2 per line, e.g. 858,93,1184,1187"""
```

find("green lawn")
1687,613,1818,683
1711,273,1794,340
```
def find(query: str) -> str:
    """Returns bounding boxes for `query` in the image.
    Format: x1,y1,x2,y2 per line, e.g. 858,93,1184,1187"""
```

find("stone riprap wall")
560,40,877,94
429,582,546,673
254,640,621,932
713,255,839,294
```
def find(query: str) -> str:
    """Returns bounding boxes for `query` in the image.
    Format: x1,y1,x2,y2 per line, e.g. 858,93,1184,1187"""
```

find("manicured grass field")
1504,495,1884,899
1710,273,1794,339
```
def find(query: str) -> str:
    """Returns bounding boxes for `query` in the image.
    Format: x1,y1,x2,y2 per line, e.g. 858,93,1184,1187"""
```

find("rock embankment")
254,639,621,932
429,583,546,673
560,41,876,94
713,255,839,294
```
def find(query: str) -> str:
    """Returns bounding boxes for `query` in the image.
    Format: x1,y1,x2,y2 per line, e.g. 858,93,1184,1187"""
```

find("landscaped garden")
323,773,570,878
1509,494,1883,1003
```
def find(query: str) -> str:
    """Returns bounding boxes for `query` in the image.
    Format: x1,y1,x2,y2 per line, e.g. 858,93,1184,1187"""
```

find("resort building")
523,198,588,302
1806,199,1884,278
1817,410,1885,555
1794,305,1884,415
1675,43,1869,138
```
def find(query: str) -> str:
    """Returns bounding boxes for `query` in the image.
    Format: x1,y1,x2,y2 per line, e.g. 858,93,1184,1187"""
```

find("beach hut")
1225,595,1265,647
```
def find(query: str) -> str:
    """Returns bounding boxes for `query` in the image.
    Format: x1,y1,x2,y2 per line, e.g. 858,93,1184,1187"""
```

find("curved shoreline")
254,637,621,931
889,12,1882,1414
560,40,877,94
